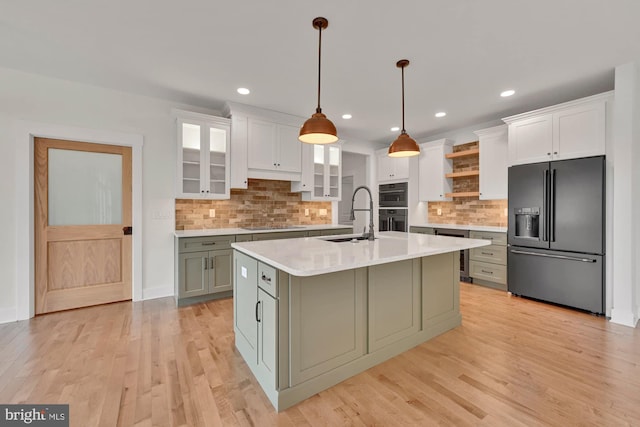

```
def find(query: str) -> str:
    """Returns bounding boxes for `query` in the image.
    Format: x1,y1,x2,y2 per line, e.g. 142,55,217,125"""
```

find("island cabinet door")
256,288,277,391
422,252,460,330
289,268,367,386
234,252,258,362
368,259,421,352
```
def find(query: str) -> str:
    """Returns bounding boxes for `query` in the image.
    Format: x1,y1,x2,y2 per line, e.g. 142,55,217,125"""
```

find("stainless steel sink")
323,236,375,243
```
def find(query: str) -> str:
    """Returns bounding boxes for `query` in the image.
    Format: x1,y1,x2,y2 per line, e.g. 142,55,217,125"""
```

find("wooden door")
34,138,132,314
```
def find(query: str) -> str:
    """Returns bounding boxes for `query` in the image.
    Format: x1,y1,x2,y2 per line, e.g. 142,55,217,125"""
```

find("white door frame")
15,121,143,320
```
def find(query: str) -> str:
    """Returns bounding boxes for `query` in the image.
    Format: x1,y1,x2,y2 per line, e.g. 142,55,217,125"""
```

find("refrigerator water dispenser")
514,207,540,239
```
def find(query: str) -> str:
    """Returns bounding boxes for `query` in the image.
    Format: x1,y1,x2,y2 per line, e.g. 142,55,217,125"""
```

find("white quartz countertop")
231,231,491,277
410,223,507,233
174,224,353,238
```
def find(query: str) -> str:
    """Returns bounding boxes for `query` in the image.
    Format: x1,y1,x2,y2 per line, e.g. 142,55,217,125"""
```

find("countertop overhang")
231,231,491,276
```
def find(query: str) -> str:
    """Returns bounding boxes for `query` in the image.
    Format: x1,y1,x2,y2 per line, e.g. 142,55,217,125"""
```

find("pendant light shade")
299,17,338,144
388,59,420,157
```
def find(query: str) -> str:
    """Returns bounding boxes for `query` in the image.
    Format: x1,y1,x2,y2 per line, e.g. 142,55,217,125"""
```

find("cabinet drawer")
470,261,507,285
469,231,506,246
410,227,435,235
179,235,235,253
470,245,507,265
258,262,278,297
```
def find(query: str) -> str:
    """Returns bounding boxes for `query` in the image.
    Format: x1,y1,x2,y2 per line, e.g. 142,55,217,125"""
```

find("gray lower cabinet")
307,228,352,237
233,250,461,411
368,259,420,352
175,235,235,306
289,269,367,386
234,252,280,392
469,231,507,290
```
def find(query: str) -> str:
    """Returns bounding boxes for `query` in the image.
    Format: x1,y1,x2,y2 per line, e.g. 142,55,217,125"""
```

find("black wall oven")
379,209,407,232
379,182,408,207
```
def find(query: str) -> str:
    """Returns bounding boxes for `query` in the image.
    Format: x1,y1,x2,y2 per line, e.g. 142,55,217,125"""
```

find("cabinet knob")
261,273,271,283
553,151,558,155
547,152,551,156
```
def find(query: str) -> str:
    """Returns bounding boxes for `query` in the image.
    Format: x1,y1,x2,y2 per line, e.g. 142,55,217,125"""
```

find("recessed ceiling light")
435,112,447,118
390,126,400,132
500,89,515,97
342,114,352,119
237,87,250,95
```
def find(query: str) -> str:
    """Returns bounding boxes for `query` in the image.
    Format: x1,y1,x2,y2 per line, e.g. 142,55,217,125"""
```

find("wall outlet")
209,209,216,218
437,208,442,216
305,208,309,216
319,208,327,216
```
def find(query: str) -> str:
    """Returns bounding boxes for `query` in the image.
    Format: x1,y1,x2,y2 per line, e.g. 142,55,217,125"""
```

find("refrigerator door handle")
542,170,549,241
550,168,556,242
510,249,596,263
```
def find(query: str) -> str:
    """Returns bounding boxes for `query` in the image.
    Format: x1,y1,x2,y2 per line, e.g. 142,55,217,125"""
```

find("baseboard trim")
610,307,639,328
142,286,173,301
0,307,17,324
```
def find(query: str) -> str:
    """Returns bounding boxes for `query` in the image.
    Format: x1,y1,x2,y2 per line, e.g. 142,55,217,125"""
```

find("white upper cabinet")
225,102,303,183
376,149,409,182
504,92,611,166
293,144,341,201
418,139,454,202
474,124,508,200
246,119,301,175
174,110,230,199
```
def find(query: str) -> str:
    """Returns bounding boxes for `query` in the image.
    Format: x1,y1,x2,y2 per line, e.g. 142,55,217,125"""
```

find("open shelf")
444,191,480,198
445,170,480,178
445,148,479,159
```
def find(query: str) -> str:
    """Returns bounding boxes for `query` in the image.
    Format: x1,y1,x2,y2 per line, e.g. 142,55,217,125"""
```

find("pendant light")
299,17,338,144
388,59,420,157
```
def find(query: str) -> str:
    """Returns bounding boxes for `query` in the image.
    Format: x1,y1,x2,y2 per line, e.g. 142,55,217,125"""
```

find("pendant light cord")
316,25,322,113
401,65,406,133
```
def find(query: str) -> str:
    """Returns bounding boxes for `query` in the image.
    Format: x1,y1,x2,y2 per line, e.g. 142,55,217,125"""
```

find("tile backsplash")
175,179,332,230
426,141,508,227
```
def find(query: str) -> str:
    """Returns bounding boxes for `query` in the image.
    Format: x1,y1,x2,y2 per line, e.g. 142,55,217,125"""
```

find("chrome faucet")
349,185,375,241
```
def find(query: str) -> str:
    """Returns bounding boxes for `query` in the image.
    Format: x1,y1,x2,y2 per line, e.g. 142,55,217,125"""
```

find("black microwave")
379,182,408,207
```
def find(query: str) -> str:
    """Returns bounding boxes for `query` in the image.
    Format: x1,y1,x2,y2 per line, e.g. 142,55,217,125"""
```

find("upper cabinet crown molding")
502,91,613,124
223,102,305,128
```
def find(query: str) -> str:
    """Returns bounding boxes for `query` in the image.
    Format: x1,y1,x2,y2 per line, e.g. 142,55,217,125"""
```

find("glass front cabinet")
175,110,231,199
293,143,341,201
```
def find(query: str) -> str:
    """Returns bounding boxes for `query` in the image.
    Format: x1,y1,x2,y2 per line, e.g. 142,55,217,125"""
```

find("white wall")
611,62,640,327
0,113,17,321
0,66,223,322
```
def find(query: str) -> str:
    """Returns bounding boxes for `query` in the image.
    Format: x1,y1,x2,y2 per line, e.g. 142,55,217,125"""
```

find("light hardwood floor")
1,284,638,426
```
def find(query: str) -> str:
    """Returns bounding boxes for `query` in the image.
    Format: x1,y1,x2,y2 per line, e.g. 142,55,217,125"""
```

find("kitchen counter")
232,231,490,277
233,231,491,411
174,224,352,238
410,223,507,233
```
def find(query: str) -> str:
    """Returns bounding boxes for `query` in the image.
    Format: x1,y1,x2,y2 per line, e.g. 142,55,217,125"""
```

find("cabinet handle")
481,251,494,255
201,242,216,246
481,269,494,274
210,257,215,270
255,301,261,322
203,257,208,270
261,273,271,283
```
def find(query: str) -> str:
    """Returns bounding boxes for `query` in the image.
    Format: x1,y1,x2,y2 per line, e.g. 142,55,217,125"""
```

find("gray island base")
231,231,490,411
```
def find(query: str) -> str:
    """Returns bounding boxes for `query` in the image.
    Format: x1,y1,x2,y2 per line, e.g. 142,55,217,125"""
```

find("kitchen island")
231,231,490,411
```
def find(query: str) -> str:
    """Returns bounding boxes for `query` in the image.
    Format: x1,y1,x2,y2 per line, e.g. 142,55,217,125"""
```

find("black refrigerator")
507,156,605,314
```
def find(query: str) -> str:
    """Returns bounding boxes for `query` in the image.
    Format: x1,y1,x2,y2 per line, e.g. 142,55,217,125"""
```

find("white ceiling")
2,1,640,145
